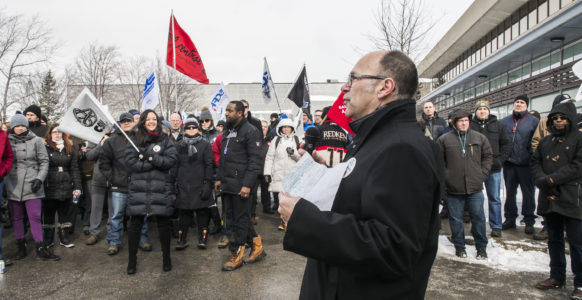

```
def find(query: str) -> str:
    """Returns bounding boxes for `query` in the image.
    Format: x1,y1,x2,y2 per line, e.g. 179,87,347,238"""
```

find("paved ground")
0,211,574,299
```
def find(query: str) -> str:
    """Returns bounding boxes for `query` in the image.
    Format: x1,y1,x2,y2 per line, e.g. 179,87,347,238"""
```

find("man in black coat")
215,101,265,271
470,99,511,237
240,99,263,222
24,104,48,138
422,100,447,140
100,113,149,255
279,50,442,299
531,102,582,298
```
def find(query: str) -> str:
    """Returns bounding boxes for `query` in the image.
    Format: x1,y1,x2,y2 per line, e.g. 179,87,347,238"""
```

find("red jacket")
0,130,13,178
212,132,223,167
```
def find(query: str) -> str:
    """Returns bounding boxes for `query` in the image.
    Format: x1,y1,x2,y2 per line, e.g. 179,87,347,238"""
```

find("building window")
532,53,551,75
490,73,508,91
522,63,531,80
528,9,537,29
508,67,522,84
475,81,489,96
539,1,548,22
498,32,504,48
550,50,561,69
563,39,582,64
549,0,560,15
505,27,512,45
464,89,475,102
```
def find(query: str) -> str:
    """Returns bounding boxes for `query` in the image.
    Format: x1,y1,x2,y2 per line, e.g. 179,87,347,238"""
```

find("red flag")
166,14,209,84
327,92,354,136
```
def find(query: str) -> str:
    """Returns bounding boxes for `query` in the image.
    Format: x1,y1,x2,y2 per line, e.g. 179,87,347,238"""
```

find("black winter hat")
23,104,42,119
551,94,573,109
514,94,529,107
217,120,226,127
270,113,278,119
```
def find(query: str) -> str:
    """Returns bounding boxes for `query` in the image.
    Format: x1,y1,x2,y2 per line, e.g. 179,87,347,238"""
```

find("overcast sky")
1,0,473,83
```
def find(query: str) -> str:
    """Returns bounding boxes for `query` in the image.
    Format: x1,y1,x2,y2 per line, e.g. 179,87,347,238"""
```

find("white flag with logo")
141,59,160,111
262,57,277,102
59,88,116,144
209,82,231,120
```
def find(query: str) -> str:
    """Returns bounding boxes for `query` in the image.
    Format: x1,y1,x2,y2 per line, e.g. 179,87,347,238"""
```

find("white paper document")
281,154,352,211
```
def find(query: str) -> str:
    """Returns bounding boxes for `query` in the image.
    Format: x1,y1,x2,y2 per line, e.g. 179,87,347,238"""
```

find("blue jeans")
503,163,536,225
108,192,148,246
447,192,488,250
546,213,582,287
484,172,502,230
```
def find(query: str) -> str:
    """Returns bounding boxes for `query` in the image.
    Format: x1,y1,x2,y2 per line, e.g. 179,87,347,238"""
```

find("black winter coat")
283,99,442,300
470,114,511,173
217,118,262,194
125,134,178,217
422,112,447,140
44,145,82,201
531,102,582,220
100,130,132,193
201,127,220,145
173,137,214,210
501,111,539,166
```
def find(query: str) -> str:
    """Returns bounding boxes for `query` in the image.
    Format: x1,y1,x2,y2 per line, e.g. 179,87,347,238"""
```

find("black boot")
58,228,74,248
127,220,139,275
15,239,26,260
35,242,60,261
159,219,172,272
198,228,208,249
43,228,55,248
175,229,189,250
209,206,222,235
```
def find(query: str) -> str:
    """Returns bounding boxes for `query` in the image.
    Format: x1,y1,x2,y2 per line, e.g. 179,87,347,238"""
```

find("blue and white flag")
262,57,277,103
141,59,160,112
210,82,231,120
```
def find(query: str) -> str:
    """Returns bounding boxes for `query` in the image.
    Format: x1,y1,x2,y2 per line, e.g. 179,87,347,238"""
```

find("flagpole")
265,57,282,114
171,10,178,113
113,122,140,153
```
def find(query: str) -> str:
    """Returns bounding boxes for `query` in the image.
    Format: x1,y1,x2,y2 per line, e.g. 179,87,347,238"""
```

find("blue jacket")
500,111,539,166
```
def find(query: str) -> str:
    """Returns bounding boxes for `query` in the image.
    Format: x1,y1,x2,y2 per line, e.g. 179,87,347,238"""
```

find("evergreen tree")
38,70,63,123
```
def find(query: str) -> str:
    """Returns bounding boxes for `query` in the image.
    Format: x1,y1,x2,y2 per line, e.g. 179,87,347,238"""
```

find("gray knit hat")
199,109,213,122
10,114,29,128
183,117,199,128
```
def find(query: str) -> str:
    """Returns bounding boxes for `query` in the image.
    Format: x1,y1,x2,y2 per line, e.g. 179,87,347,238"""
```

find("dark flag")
287,65,310,116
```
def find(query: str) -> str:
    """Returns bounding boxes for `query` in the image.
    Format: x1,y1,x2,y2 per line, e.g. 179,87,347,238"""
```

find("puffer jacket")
501,111,539,166
201,127,220,145
422,112,447,140
100,130,132,193
125,133,178,217
470,114,511,173
263,119,300,192
437,129,493,195
217,118,262,194
173,136,213,210
5,130,49,201
44,142,82,201
531,102,582,220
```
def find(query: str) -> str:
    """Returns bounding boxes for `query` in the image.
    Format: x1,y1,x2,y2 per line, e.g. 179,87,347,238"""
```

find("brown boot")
535,278,565,290
243,235,267,264
222,245,245,271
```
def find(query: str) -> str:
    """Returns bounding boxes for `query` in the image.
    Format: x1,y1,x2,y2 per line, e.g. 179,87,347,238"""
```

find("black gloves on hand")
286,147,295,156
264,175,272,184
30,179,42,193
201,181,212,200
535,176,555,192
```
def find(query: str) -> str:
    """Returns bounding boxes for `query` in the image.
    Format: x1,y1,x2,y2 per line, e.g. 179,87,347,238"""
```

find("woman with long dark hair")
124,109,177,274
173,118,213,250
43,124,82,249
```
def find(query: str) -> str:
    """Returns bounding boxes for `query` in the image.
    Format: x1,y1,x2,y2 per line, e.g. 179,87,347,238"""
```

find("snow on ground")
437,235,573,274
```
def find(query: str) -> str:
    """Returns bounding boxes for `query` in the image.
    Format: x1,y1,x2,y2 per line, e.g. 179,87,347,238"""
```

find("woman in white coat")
263,118,300,230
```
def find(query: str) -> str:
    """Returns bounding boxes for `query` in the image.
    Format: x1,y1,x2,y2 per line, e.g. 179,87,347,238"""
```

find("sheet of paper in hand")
281,154,352,211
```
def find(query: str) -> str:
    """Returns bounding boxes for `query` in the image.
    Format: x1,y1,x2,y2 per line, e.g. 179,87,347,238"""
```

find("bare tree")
370,0,433,62
156,57,199,119
0,11,58,122
114,56,149,113
73,42,120,102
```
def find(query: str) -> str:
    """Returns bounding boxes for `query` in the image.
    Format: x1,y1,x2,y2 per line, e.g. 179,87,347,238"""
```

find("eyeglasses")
201,119,212,123
347,72,387,88
185,126,198,130
243,106,249,109
551,115,568,121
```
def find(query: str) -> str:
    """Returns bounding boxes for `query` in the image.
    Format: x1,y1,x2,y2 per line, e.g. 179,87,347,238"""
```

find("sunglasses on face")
185,126,198,130
551,115,567,121
201,120,212,123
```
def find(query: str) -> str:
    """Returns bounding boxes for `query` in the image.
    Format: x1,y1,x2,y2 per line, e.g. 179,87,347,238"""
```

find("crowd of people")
0,49,580,299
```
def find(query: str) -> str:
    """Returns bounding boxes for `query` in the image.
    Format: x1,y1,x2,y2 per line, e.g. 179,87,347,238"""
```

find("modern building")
418,0,582,119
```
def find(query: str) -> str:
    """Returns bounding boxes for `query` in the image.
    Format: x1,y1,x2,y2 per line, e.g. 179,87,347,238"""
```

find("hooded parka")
263,118,300,192
531,102,582,220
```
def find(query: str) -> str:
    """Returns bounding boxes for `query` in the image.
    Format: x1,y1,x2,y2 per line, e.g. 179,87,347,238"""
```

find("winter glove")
201,181,212,201
264,175,272,184
535,176,554,192
138,153,147,161
286,147,295,156
30,179,42,193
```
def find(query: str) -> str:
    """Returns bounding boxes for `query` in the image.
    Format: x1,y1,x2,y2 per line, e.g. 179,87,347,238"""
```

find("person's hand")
239,186,251,198
278,192,301,224
214,180,221,192
73,190,82,197
312,150,326,165
80,145,87,153
201,181,212,200
138,153,146,161
535,176,554,191
100,136,109,146
264,175,272,183
30,179,42,193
